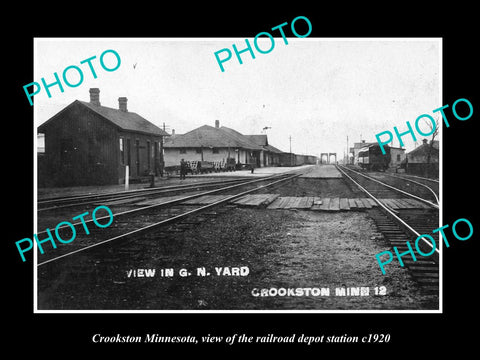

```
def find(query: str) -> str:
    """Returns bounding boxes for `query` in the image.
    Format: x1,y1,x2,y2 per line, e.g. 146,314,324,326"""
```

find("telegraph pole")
346,135,349,165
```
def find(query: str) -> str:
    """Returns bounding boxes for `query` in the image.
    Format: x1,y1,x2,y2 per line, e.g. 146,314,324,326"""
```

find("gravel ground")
38,206,438,311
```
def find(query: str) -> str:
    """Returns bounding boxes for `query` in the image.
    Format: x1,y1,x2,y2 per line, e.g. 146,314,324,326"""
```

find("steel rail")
395,173,439,184
37,178,250,211
36,171,297,236
338,165,439,210
336,165,440,262
37,173,302,266
379,172,439,205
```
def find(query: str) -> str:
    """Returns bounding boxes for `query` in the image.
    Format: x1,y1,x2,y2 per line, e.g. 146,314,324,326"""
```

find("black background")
6,4,478,355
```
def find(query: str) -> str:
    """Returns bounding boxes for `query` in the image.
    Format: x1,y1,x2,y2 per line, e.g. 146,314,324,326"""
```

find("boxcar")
357,144,391,171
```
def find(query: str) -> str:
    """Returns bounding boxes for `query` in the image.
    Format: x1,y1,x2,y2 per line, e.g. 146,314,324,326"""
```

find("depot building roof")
164,121,264,150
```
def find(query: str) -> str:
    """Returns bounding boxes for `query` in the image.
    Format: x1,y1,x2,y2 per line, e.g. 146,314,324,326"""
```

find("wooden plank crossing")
267,196,314,209
339,198,350,210
348,198,357,208
393,199,408,209
360,198,373,209
365,198,377,207
310,197,323,210
400,198,431,208
329,197,340,211
297,196,315,208
287,197,432,211
316,197,331,211
354,198,365,209
265,196,288,209
394,199,412,208
174,193,434,211
233,194,280,207
379,199,399,209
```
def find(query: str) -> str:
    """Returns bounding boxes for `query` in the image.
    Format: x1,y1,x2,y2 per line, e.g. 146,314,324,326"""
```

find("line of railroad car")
278,153,317,166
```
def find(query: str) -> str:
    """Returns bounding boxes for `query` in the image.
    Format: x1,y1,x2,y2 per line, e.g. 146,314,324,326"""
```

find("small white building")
351,140,376,165
389,147,407,168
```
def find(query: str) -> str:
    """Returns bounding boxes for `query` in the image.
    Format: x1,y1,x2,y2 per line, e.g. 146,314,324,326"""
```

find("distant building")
406,139,439,177
389,147,407,169
38,88,169,187
354,141,406,171
351,140,376,164
163,120,278,168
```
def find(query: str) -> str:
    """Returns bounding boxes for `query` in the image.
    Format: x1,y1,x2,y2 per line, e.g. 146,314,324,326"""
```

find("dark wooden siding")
117,130,163,181
41,102,118,186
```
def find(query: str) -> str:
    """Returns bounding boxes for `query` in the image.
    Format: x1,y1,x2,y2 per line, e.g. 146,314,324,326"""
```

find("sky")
34,38,441,160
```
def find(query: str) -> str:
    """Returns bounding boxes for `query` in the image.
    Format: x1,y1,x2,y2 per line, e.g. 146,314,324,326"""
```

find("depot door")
135,139,140,176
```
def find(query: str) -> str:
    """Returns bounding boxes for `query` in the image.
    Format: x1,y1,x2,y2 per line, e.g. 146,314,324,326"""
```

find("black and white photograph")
33,37,441,312
6,7,478,354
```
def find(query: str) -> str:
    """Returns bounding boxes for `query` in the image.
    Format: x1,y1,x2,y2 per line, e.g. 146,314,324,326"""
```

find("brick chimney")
171,129,175,136
215,120,220,128
422,138,428,145
118,97,128,112
89,88,100,106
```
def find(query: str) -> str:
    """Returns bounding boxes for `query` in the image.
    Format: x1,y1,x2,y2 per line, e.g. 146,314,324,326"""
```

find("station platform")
299,164,343,178
198,164,315,177
37,165,316,199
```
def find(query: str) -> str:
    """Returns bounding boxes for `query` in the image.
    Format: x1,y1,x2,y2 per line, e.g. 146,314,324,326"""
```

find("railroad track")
363,171,439,205
36,171,303,267
386,173,439,199
336,165,440,293
37,177,253,212
392,173,439,185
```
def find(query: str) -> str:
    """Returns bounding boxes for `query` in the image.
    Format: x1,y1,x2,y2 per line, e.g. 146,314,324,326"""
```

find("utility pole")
160,122,171,177
346,135,349,165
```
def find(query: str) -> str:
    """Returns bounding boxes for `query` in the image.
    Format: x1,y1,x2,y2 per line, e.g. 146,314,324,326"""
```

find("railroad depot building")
163,120,284,168
38,88,169,187
242,135,282,166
